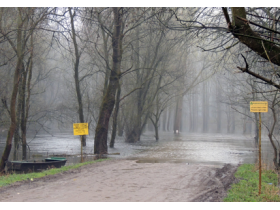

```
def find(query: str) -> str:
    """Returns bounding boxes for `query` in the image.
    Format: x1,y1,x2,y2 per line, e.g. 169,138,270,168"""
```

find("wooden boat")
6,157,67,173
45,157,67,162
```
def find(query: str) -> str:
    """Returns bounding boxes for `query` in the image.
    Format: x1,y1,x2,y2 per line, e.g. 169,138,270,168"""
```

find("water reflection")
126,132,259,167
0,132,275,168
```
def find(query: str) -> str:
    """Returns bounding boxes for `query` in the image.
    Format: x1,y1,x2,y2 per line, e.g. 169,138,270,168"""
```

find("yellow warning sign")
73,123,88,135
250,101,268,113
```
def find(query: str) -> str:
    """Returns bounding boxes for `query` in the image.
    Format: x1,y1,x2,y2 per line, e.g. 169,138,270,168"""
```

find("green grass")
224,164,280,202
0,158,108,188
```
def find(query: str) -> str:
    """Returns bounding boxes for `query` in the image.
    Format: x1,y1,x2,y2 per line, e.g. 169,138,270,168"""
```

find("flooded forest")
1,7,280,172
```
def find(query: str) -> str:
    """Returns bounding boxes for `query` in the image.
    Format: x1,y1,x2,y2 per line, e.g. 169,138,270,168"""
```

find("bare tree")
0,7,51,171
94,7,123,154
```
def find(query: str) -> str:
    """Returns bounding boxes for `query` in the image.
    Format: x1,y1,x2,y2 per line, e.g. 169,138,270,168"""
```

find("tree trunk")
20,64,27,160
216,81,221,133
189,93,193,132
13,73,22,160
162,109,167,131
174,96,183,133
226,106,231,133
133,18,142,142
110,84,121,148
0,10,24,172
242,108,247,134
228,7,280,67
268,97,279,170
21,49,33,160
167,107,171,131
125,18,165,143
101,27,110,97
0,59,23,173
94,7,123,154
117,113,124,136
193,92,198,132
69,7,86,146
202,80,209,133
153,120,159,141
231,109,235,133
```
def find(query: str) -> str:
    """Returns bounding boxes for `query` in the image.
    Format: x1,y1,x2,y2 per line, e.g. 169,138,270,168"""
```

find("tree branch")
237,54,280,89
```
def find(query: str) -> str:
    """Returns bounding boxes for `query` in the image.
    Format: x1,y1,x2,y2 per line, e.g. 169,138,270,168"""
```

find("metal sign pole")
80,135,83,163
258,112,261,195
249,101,266,196
73,123,88,163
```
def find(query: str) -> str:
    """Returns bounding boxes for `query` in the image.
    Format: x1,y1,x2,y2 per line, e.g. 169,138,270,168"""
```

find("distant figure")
176,130,179,134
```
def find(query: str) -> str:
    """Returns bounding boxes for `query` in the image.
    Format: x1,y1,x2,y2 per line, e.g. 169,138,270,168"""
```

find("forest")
1,7,280,173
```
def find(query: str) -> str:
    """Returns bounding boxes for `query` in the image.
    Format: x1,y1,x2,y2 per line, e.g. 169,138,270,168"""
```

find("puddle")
134,158,225,166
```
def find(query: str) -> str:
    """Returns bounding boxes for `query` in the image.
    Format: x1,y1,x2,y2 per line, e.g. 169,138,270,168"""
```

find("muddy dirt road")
0,159,238,202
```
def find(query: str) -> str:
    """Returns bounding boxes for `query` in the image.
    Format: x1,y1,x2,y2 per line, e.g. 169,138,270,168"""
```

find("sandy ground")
0,159,238,202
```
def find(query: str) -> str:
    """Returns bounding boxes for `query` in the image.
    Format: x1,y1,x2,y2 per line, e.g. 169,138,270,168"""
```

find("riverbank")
0,158,107,188
224,164,280,202
0,159,238,201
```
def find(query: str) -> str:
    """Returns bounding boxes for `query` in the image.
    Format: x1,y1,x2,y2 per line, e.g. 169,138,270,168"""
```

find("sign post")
73,123,88,163
250,101,268,195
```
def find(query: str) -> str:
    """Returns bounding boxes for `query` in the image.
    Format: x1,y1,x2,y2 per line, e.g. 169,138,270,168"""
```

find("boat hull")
6,159,67,173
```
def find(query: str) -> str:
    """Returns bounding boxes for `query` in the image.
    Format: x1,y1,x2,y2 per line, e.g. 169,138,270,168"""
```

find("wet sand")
0,159,238,202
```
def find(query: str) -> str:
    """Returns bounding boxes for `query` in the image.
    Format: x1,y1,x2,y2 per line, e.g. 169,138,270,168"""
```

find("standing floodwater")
128,132,258,166
0,132,274,168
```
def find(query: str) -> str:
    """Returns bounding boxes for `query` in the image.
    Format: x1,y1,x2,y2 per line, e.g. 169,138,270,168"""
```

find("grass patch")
224,164,280,202
0,158,108,188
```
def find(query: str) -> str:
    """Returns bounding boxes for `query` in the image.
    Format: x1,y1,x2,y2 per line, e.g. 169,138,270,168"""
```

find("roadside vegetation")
0,158,107,188
224,164,280,202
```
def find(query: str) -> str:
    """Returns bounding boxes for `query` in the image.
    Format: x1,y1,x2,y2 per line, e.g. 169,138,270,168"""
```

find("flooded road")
1,131,274,168
0,132,277,202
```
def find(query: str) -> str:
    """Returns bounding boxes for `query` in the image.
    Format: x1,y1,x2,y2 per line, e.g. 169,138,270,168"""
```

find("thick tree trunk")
110,84,121,148
0,10,24,172
125,22,141,143
94,7,122,154
131,21,142,142
228,7,280,67
14,53,26,160
101,23,111,97
150,115,160,141
20,65,27,160
0,60,22,173
13,74,22,160
155,125,159,140
153,120,159,141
